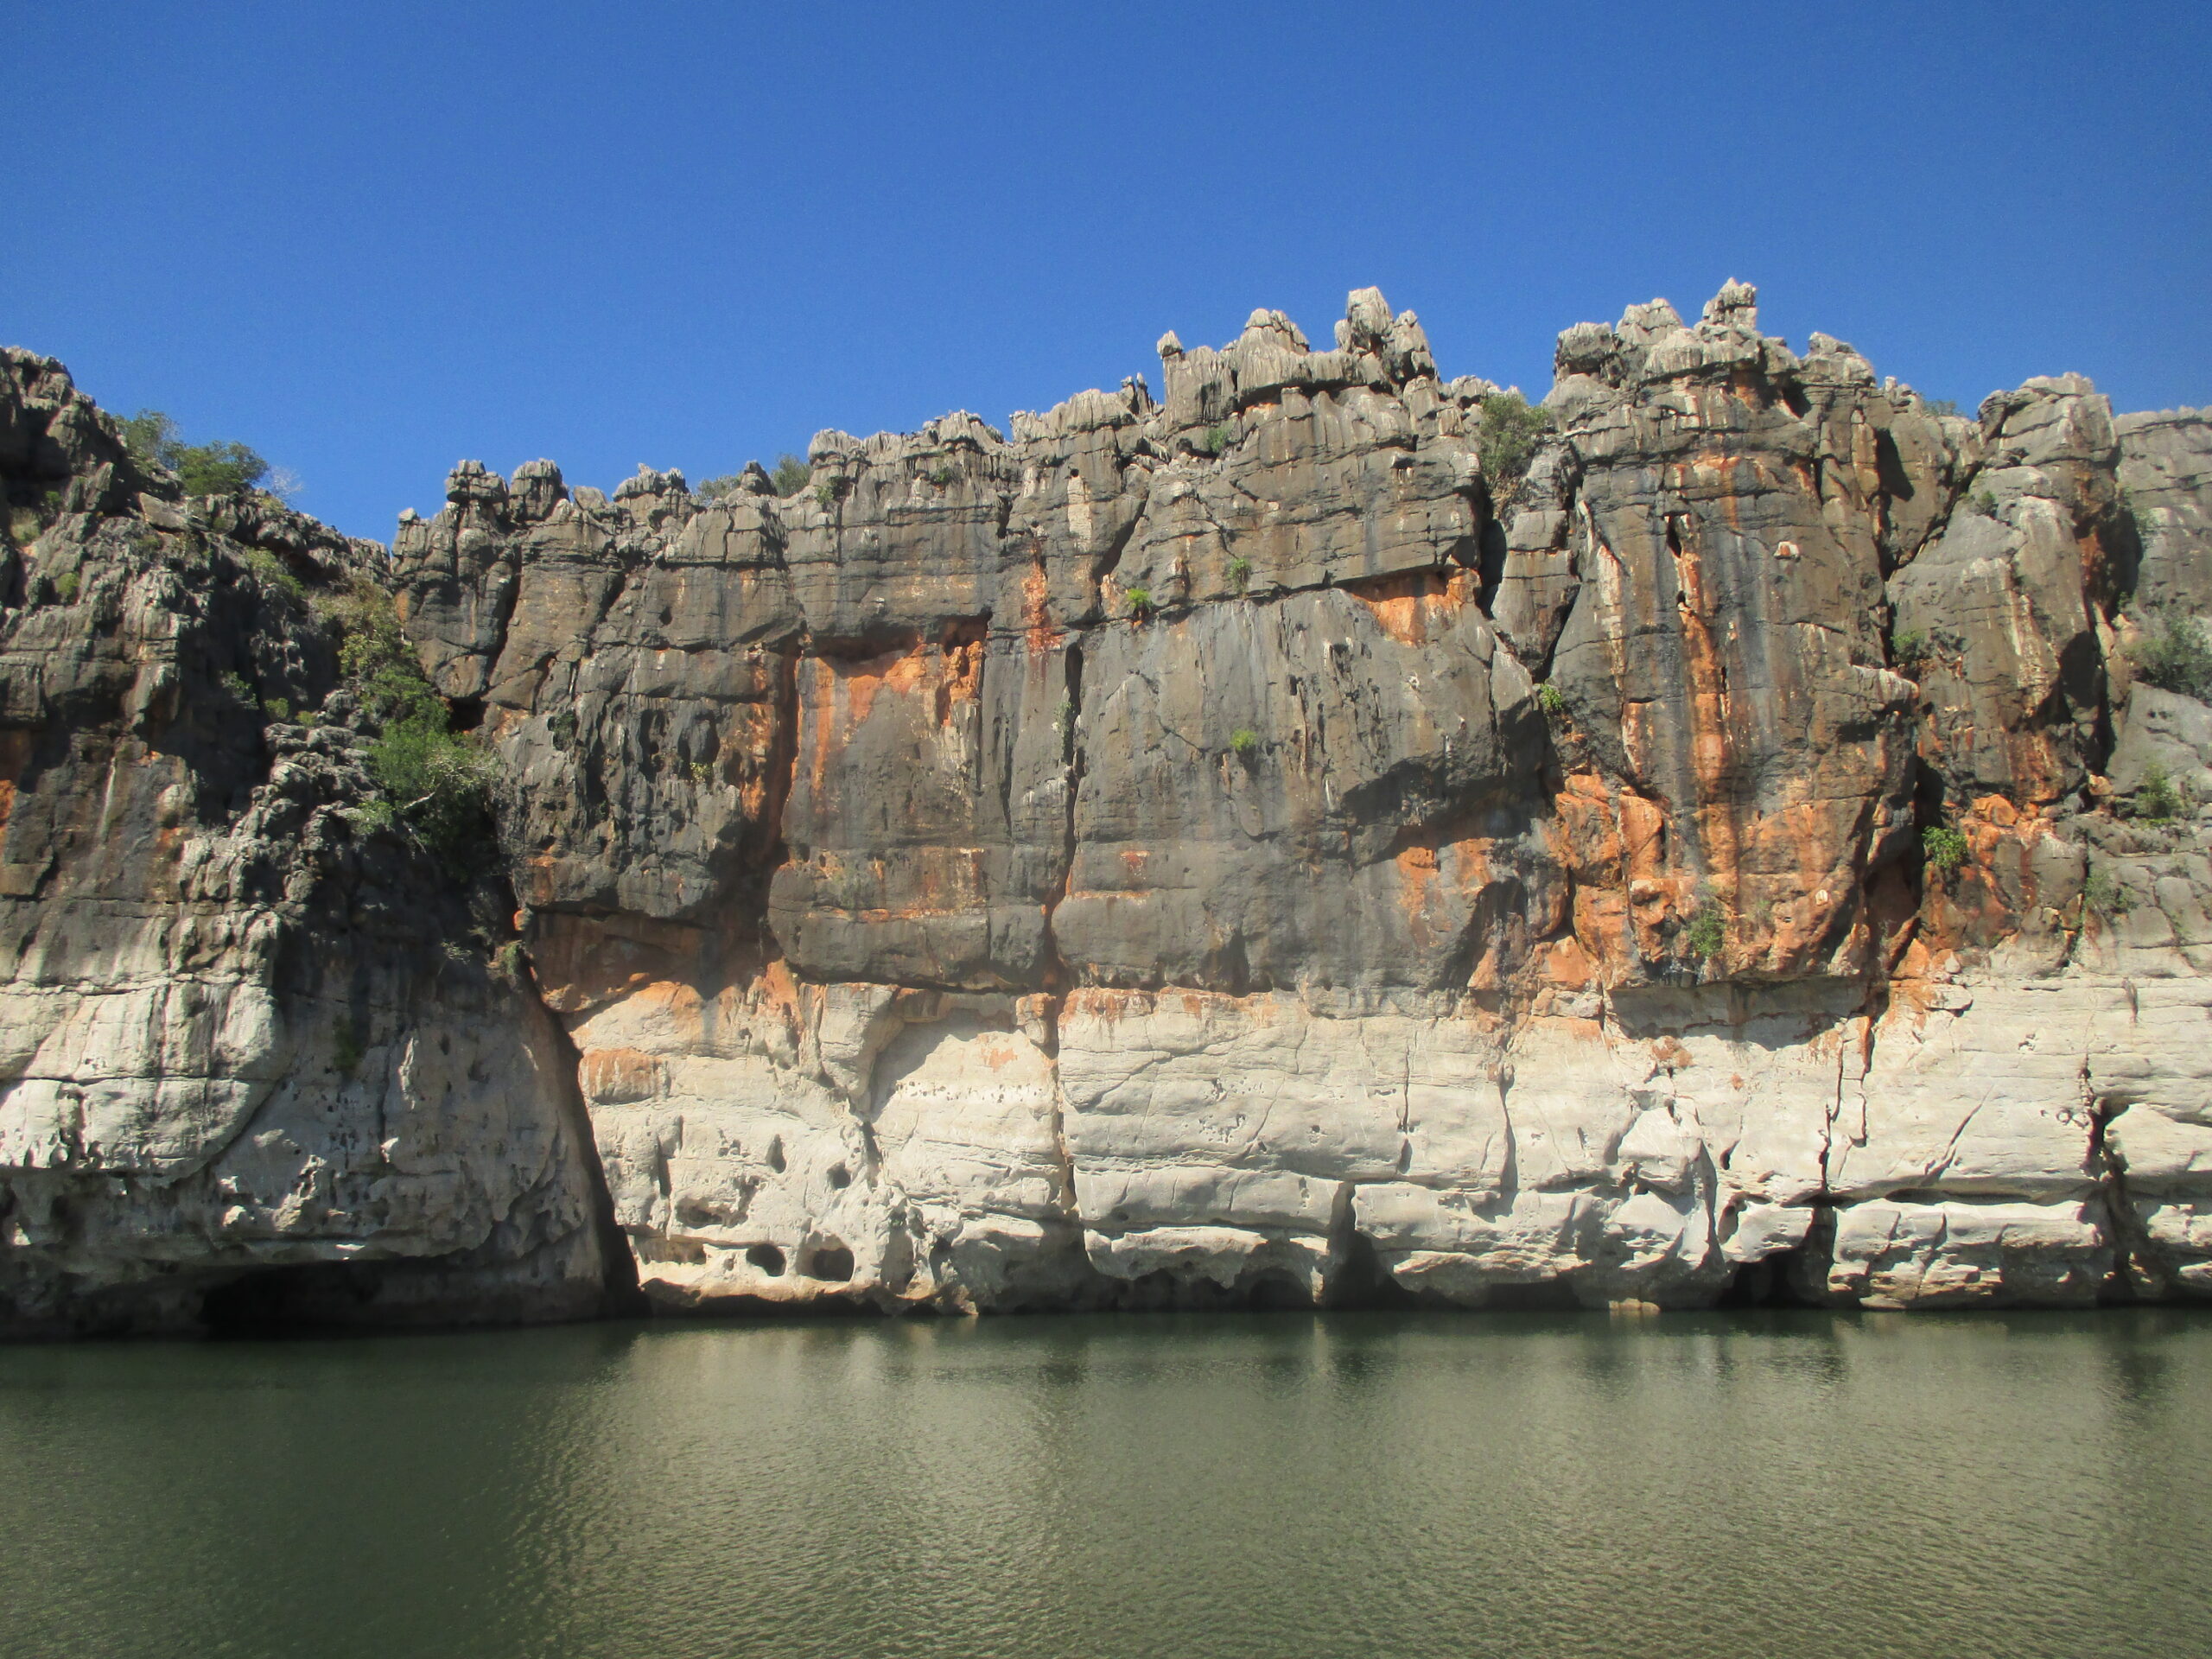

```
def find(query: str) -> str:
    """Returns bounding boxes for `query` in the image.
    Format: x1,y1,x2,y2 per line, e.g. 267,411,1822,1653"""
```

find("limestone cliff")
0,349,619,1334
6,283,2212,1332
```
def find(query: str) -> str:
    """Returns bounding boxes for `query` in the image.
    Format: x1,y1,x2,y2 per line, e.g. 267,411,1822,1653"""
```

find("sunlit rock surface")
6,289,2212,1332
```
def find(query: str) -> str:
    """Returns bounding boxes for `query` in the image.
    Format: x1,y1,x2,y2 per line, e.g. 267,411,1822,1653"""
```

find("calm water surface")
3,1308,2209,1658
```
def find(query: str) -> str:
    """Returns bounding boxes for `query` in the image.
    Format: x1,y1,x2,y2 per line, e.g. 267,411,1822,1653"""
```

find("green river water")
2,1308,2209,1658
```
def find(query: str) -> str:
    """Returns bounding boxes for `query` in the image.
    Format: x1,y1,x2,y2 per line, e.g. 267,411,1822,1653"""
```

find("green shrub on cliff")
1478,393,1548,497
2131,607,2212,702
2083,868,2132,916
323,581,437,726
1923,823,1969,874
2126,760,2185,823
701,454,812,500
239,545,303,605
1681,904,1726,959
322,579,497,872
364,707,499,874
119,409,270,497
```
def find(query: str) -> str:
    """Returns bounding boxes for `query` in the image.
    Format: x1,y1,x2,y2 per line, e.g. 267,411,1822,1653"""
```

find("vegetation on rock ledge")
2131,607,2212,702
1477,392,1549,498
1923,823,1969,874
323,579,498,874
120,409,271,498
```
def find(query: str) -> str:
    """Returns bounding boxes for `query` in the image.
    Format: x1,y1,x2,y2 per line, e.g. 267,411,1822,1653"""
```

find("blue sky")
10,2,2208,540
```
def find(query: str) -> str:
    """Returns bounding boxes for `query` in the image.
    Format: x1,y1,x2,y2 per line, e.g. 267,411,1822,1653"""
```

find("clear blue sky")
10,2,2208,541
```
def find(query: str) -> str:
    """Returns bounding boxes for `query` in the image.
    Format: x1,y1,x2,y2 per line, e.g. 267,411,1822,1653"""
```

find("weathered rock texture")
0,350,619,1334
8,284,2212,1332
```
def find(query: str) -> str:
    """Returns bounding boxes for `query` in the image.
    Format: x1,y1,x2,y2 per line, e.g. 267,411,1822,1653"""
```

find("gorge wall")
6,283,2212,1334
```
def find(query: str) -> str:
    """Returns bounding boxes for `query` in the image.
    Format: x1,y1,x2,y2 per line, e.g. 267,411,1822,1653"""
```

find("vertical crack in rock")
524,966,647,1317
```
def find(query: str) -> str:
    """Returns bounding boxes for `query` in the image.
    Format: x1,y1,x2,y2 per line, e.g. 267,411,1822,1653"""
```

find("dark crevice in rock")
1718,1224,1825,1307
2086,1085,2156,1304
1322,1187,1413,1310
525,976,648,1319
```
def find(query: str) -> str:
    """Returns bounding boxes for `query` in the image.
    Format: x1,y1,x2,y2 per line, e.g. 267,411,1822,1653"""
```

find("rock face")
0,350,619,1334
6,286,2212,1332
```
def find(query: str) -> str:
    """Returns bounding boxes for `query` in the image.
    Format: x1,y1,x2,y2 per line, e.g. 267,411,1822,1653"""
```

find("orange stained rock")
803,631,986,797
1676,453,1751,531
1064,985,1136,1025
630,978,706,1019
1389,844,1442,946
734,702,786,829
754,957,801,1021
1021,556,1056,656
830,642,928,729
522,853,558,907
1617,791,1668,881
1548,772,1622,869
1572,887,1634,982
1393,843,1439,933
1343,569,1470,646
1552,773,1688,982
1731,369,1779,412
934,626,985,727
1850,419,1884,500
524,912,716,1014
1542,936,1593,989
580,1046,662,1105
1394,837,1497,957
1669,533,1739,811
0,729,33,833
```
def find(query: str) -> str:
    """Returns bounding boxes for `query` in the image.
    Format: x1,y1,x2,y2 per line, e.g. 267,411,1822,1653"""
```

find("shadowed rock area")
6,283,2212,1332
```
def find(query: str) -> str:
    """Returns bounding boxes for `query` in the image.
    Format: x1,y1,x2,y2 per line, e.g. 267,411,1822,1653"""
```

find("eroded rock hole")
805,1244,855,1282
1244,1270,1313,1312
826,1163,850,1189
1719,1213,1828,1308
745,1243,786,1276
200,1262,383,1332
764,1136,785,1173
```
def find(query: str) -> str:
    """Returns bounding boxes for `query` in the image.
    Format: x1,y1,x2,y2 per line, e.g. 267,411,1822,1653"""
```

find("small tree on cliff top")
1478,393,1549,500
119,409,270,497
